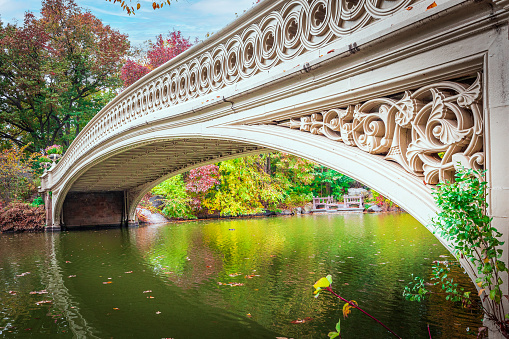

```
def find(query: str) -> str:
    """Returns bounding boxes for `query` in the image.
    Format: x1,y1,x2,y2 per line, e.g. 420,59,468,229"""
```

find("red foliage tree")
186,165,219,208
121,30,192,88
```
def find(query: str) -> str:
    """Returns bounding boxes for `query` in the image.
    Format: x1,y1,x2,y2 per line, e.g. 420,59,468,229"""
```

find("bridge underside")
62,138,264,227
68,139,263,192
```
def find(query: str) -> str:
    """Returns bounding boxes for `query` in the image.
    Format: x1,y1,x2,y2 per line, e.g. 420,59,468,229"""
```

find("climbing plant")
403,168,509,338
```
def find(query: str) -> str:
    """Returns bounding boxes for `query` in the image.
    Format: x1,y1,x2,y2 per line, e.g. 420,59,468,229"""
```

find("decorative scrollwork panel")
277,74,484,184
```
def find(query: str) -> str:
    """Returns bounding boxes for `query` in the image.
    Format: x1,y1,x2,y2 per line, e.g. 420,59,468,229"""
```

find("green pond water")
0,213,481,338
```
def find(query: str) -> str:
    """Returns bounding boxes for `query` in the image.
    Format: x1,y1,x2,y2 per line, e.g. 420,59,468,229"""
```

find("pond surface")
0,213,481,338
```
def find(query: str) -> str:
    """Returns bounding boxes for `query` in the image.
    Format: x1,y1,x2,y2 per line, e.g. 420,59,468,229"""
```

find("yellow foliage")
342,300,358,318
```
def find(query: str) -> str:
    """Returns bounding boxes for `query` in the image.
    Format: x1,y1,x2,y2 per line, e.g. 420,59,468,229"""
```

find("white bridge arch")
40,0,509,298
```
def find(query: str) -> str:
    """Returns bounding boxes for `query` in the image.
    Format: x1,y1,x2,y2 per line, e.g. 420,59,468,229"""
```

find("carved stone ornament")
278,74,484,184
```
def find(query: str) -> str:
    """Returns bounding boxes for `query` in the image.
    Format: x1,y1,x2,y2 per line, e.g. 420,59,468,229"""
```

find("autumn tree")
121,30,191,87
0,0,130,151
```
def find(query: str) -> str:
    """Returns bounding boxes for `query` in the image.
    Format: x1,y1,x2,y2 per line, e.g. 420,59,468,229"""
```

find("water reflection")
0,214,481,338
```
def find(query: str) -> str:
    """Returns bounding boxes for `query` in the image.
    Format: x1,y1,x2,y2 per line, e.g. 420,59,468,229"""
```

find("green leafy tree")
0,0,129,151
151,174,195,219
203,156,284,216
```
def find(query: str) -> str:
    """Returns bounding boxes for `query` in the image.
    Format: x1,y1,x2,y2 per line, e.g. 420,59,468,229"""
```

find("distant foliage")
151,175,195,219
370,190,399,211
148,152,360,218
202,157,284,216
0,145,40,203
121,31,192,87
147,152,358,218
186,165,219,208
0,202,45,233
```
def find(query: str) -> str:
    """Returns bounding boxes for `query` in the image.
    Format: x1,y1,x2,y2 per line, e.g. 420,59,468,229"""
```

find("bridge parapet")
46,0,434,188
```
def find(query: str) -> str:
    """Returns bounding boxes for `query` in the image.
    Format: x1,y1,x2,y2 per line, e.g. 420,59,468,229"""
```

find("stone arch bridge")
40,0,508,259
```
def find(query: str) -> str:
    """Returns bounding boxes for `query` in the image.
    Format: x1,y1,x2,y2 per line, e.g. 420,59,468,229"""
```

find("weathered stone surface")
148,195,165,209
348,188,369,198
367,205,383,213
136,207,168,224
62,192,123,228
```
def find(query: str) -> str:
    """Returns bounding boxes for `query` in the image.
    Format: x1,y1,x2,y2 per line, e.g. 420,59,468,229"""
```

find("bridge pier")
485,22,509,339
56,191,126,229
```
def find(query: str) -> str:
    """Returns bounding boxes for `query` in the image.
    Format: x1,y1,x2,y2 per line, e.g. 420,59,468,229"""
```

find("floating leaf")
103,281,113,284
291,317,312,324
143,290,152,293
29,290,48,295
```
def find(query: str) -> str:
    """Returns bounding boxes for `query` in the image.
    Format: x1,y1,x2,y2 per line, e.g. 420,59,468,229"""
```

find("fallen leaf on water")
35,300,52,305
426,1,437,10
247,313,252,317
143,290,152,293
290,317,313,324
406,6,413,10
124,271,133,274
245,275,260,279
147,296,155,299
206,266,212,268
113,308,119,310
103,281,113,284
228,273,241,277
65,261,71,263
29,290,48,295
68,275,76,278
8,291,16,295
156,311,161,314
218,282,244,287
16,272,30,277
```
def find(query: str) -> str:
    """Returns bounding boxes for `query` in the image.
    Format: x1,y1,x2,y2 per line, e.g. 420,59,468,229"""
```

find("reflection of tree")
131,214,481,338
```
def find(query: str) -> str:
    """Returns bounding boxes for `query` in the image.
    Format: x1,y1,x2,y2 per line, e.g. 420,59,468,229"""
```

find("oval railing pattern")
52,0,419,184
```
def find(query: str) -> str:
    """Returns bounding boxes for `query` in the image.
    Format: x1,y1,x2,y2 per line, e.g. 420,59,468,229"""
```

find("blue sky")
0,0,258,45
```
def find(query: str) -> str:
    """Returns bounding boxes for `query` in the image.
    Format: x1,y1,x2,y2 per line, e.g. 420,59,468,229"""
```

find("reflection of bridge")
40,0,507,247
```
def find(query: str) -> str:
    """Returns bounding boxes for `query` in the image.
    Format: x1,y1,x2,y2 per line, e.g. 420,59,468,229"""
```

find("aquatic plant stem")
325,287,402,339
